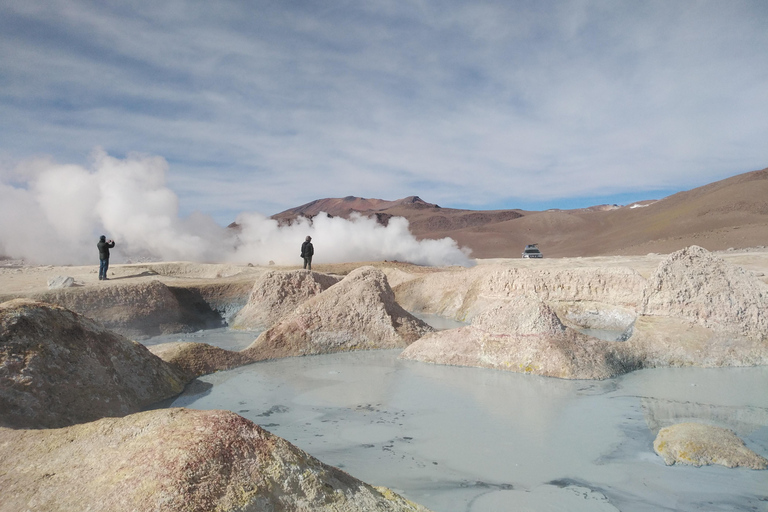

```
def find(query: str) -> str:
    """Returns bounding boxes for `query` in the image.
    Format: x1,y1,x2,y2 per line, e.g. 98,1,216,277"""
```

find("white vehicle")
522,244,543,258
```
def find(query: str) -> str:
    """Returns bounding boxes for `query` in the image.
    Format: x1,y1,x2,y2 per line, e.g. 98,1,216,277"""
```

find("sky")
1,1,767,265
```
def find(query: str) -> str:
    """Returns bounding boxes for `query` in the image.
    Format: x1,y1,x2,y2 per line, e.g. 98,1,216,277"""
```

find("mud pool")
154,331,768,512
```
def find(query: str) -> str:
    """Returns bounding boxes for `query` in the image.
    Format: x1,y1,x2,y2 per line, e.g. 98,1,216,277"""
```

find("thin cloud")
0,0,766,224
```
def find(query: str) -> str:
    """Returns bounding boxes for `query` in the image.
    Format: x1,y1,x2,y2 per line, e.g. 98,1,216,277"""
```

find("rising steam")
0,150,473,267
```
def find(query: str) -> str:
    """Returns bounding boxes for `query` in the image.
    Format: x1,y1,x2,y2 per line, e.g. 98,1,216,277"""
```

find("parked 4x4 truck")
522,244,543,258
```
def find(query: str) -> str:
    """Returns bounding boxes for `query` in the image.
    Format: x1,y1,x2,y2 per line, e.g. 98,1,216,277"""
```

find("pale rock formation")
380,267,426,288
401,295,631,379
0,299,187,428
393,267,480,321
0,408,433,512
231,270,341,329
552,300,636,333
478,266,647,307
46,275,75,289
394,265,647,323
150,267,433,375
653,422,768,469
149,341,254,380
244,267,433,361
642,245,768,339
622,315,768,370
399,246,768,379
33,279,185,338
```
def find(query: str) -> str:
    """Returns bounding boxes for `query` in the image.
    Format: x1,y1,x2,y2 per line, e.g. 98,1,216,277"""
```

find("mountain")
270,167,768,258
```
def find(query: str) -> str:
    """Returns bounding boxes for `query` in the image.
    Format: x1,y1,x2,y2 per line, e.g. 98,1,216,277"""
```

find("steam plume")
0,150,473,267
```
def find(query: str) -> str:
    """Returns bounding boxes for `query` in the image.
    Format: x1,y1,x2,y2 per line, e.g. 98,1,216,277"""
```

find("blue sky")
2,0,767,225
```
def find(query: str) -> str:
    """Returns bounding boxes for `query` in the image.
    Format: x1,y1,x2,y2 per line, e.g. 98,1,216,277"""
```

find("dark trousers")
99,258,109,279
303,256,312,270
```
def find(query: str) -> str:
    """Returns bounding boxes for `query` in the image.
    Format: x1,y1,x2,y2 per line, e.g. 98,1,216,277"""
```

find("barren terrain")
2,248,767,300
271,167,768,259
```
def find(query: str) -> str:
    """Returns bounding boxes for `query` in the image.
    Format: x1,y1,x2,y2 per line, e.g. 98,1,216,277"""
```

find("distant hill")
270,167,768,258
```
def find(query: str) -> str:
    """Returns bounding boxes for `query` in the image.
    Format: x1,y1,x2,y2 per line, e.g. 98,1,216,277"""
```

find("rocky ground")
0,408,432,512
2,247,767,510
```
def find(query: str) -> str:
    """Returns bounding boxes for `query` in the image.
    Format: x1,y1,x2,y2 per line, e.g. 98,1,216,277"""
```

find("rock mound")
401,295,631,379
643,245,768,339
244,267,433,360
33,279,185,338
0,408,433,512
149,341,254,380
653,422,768,469
231,270,341,329
472,294,566,334
0,299,187,428
623,315,768,370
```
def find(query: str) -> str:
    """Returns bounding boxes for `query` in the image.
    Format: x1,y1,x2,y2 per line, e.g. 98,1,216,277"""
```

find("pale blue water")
162,332,768,512
142,327,262,351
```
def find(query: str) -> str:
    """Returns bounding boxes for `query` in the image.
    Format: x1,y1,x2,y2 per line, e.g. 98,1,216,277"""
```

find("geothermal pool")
149,328,768,512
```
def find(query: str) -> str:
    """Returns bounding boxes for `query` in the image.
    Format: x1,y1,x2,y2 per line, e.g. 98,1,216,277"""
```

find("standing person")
301,236,314,270
97,235,115,280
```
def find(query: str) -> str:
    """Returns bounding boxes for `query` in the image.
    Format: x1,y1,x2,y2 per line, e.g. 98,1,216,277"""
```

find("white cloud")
0,0,766,221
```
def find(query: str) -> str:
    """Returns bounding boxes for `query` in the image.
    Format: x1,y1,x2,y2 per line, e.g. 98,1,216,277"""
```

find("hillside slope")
271,168,768,258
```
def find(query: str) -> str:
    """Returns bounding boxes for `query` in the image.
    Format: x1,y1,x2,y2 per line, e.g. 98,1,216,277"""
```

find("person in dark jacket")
97,235,116,280
301,236,314,270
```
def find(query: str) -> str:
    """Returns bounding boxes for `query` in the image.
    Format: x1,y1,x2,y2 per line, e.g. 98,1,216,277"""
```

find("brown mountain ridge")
271,168,768,259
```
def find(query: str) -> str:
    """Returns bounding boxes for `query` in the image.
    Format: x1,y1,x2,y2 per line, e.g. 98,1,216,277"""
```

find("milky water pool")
155,327,768,512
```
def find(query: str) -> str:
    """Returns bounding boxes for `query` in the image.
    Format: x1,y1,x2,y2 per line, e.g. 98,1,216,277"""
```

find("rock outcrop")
400,295,633,379
149,268,433,376
0,408,433,512
622,315,768,370
642,245,768,339
33,279,186,338
653,422,768,469
399,246,768,379
231,270,341,329
149,341,255,380
0,299,187,428
243,267,433,361
394,265,648,323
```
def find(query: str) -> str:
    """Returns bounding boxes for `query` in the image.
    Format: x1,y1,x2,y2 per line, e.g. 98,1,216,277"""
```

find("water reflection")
411,312,468,331
142,327,262,351
164,336,768,512
641,397,768,436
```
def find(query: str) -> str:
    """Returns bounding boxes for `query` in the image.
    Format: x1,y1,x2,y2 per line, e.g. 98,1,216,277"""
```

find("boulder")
653,422,768,469
46,275,75,289
0,408,433,512
642,245,768,339
231,270,341,329
244,267,433,361
400,295,633,379
0,299,187,428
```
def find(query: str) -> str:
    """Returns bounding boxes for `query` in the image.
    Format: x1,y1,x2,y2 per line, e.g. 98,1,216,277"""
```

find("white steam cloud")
0,150,473,267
